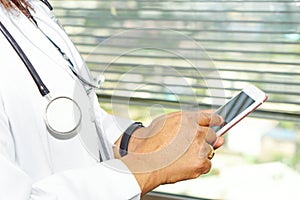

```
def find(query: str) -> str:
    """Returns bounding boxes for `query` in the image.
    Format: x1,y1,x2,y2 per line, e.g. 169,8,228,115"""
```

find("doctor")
0,0,224,199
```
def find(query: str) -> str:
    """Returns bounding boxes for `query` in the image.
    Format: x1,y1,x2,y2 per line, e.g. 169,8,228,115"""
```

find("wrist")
119,122,144,157
120,154,162,196
126,126,146,153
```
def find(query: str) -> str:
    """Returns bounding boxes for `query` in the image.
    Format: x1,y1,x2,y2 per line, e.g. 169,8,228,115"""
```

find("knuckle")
191,172,201,179
208,127,217,138
197,126,209,136
197,125,205,132
197,159,212,175
188,158,212,179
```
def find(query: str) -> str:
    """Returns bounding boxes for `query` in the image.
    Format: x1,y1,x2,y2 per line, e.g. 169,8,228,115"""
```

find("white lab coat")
0,0,141,199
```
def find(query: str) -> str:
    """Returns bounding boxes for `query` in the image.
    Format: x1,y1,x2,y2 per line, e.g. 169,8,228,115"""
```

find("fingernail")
212,137,220,148
218,115,224,124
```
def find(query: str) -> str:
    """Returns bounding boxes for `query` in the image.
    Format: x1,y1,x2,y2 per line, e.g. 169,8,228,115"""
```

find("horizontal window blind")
52,0,300,122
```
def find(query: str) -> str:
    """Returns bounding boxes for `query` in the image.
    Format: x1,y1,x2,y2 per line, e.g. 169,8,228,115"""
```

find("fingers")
198,126,217,145
199,157,212,175
201,109,214,114
196,111,223,127
213,136,224,149
198,142,215,160
194,111,224,147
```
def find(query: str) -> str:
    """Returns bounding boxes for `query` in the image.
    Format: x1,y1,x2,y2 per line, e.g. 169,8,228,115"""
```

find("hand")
119,111,224,196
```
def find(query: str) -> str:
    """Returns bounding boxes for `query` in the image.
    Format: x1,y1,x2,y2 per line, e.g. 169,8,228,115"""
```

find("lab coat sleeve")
0,96,141,200
31,159,141,200
0,154,141,200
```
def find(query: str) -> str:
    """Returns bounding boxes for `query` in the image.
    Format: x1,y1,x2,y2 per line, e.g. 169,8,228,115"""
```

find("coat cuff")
33,159,141,199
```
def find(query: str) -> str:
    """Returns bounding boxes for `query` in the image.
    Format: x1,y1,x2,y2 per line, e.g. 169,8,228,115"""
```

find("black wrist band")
119,122,144,157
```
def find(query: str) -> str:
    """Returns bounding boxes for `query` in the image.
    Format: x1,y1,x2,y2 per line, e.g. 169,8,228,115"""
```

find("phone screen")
212,91,255,133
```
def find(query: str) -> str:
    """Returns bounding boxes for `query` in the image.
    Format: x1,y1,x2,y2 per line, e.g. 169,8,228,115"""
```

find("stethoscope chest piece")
45,96,82,140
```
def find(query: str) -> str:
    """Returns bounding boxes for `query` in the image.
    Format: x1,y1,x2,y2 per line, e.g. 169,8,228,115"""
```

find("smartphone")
212,85,267,137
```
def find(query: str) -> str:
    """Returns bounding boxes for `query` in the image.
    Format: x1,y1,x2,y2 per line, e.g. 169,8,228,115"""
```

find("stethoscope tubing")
0,2,109,161
0,20,82,139
0,21,50,97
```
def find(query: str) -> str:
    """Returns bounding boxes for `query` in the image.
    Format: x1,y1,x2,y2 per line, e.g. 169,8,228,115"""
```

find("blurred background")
52,0,300,199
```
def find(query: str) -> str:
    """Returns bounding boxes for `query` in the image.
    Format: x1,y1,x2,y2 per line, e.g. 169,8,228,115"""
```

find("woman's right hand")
120,110,224,196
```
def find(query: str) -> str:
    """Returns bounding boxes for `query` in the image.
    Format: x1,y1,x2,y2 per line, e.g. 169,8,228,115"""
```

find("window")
52,0,300,199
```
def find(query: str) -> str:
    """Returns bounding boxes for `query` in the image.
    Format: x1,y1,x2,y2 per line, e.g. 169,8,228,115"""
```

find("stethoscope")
0,19,103,140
